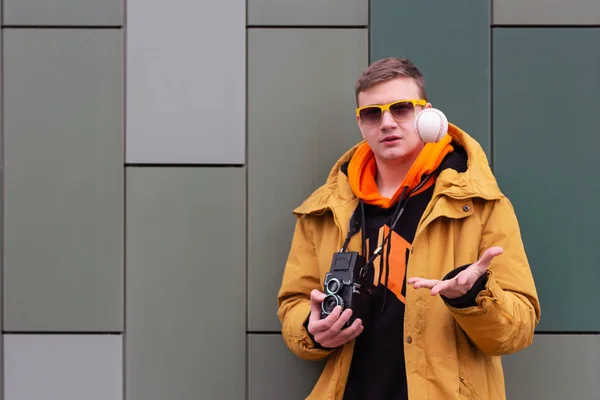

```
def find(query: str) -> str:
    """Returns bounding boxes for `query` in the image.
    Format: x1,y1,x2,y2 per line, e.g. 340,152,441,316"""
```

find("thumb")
309,289,326,320
474,246,504,271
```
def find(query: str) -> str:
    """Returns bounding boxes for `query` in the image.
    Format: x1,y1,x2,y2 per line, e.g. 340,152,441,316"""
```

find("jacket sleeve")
445,196,542,356
277,214,335,361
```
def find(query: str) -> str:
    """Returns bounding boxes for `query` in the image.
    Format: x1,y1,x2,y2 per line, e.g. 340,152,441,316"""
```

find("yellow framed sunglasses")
356,99,427,126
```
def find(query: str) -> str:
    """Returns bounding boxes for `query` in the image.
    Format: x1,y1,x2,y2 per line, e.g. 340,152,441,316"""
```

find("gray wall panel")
4,0,123,26
371,0,491,157
494,0,600,25
3,29,124,332
503,334,600,399
126,0,245,164
248,0,367,26
4,334,123,400
126,167,246,400
247,28,368,331
493,28,600,331
249,334,324,400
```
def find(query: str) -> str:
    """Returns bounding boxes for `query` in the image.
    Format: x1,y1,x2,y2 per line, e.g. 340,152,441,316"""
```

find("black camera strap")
346,173,433,279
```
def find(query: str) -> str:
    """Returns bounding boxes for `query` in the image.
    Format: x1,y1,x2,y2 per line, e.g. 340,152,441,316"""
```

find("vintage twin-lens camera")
320,251,375,328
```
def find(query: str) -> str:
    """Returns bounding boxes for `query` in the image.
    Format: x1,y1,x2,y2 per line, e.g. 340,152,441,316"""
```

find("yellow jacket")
277,123,541,399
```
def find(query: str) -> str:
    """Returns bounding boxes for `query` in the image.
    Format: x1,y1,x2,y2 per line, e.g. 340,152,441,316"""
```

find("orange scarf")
348,135,453,208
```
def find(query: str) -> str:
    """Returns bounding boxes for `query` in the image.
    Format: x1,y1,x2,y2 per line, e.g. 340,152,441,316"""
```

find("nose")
380,110,397,130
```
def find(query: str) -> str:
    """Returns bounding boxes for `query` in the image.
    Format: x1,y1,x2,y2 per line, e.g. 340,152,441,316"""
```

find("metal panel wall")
126,0,246,164
3,0,123,26
4,335,123,400
125,167,246,400
1,0,598,399
493,28,600,331
3,29,124,332
248,0,368,26
494,0,600,25
370,0,491,157
247,28,368,332
248,334,324,400
503,335,600,399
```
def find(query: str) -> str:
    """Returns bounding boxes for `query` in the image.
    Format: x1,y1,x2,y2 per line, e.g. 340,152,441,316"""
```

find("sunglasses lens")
359,107,382,126
390,101,415,122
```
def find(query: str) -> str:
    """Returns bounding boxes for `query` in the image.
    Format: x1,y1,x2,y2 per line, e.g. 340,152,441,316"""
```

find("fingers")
321,316,363,348
330,308,354,332
331,318,363,347
407,278,440,290
310,289,326,304
409,275,470,298
308,289,327,323
430,280,453,296
307,306,364,348
474,246,504,270
308,305,341,334
306,288,364,347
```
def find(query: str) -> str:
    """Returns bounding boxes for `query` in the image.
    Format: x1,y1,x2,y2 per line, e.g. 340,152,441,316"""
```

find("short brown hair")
355,57,427,105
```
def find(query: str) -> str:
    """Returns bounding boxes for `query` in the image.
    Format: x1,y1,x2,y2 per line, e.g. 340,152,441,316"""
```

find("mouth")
381,135,401,143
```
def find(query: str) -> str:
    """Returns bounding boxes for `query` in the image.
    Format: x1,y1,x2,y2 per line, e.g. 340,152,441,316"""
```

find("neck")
375,157,416,199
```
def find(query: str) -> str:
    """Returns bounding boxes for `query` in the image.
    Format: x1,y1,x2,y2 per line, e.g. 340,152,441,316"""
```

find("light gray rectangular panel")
3,29,124,332
247,28,368,331
4,334,123,400
503,334,600,399
494,0,600,25
126,0,245,164
248,0,367,26
4,0,123,26
249,334,324,400
126,167,246,400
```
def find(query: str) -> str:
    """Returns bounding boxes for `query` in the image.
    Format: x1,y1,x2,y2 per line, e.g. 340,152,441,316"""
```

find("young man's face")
356,77,431,165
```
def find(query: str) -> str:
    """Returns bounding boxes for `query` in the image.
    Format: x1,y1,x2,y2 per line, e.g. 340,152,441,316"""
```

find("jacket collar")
293,123,503,216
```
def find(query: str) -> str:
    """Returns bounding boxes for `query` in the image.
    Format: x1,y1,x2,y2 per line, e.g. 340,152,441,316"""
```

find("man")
277,57,541,400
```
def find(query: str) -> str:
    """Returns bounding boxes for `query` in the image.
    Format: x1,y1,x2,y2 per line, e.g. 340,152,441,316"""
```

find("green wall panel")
493,28,600,331
370,0,491,156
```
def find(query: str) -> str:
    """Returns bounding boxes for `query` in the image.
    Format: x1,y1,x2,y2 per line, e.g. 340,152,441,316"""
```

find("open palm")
407,246,503,299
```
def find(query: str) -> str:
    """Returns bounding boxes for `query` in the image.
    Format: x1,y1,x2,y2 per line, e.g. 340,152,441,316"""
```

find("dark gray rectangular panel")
249,334,324,400
126,0,245,164
4,0,123,26
503,334,600,399
248,0,367,26
4,334,123,400
3,29,124,332
493,28,600,331
126,167,246,400
494,0,600,25
247,28,368,331
370,0,491,156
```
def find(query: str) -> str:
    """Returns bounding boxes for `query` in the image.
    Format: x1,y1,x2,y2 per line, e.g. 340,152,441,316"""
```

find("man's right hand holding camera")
307,289,364,348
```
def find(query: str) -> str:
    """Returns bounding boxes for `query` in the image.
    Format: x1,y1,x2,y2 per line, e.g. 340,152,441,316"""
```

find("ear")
425,102,433,109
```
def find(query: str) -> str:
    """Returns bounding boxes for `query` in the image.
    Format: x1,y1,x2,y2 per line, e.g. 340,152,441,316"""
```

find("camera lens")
326,278,341,294
321,294,344,315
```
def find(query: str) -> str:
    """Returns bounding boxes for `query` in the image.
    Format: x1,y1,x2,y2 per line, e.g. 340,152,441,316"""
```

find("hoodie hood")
293,123,503,216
